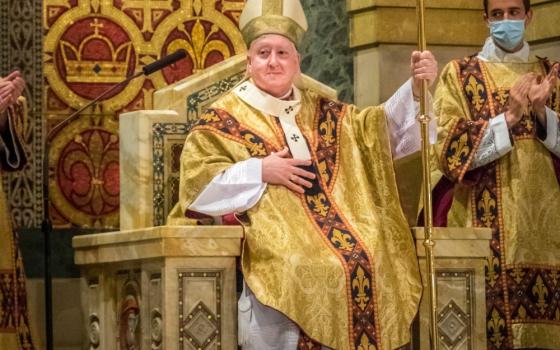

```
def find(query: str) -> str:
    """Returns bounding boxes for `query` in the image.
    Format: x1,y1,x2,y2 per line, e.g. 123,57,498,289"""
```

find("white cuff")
384,78,416,134
384,78,436,159
189,158,267,216
490,113,512,156
541,107,559,150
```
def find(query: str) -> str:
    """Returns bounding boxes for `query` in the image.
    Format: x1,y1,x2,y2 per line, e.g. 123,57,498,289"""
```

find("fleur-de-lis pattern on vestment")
444,56,560,350
193,101,381,350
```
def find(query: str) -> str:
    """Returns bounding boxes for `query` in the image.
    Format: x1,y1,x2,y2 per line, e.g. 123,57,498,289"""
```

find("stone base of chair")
73,225,243,350
413,227,491,350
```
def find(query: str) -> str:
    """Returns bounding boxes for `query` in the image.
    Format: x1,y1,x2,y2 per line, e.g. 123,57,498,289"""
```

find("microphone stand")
42,70,142,350
42,48,185,348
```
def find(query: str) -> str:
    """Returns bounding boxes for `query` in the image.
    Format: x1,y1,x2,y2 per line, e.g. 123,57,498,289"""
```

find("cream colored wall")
354,44,479,107
351,1,560,224
354,41,560,108
350,0,560,107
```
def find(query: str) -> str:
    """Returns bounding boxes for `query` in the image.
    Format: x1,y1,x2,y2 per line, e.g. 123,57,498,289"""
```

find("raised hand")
411,50,438,98
262,147,316,194
0,71,25,114
505,73,535,128
528,63,558,126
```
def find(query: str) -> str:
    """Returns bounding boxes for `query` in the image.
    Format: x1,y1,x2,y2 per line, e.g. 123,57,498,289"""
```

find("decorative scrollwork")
151,308,163,349
88,314,100,349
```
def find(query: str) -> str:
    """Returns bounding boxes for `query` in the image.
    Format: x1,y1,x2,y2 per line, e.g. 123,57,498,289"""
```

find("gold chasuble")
172,85,421,350
434,56,560,349
0,102,35,350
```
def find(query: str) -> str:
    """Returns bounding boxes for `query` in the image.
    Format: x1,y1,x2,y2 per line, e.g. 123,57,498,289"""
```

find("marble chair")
73,54,492,350
72,55,336,350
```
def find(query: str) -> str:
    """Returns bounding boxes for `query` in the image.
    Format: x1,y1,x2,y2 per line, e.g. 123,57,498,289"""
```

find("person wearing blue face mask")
431,0,560,349
487,0,531,52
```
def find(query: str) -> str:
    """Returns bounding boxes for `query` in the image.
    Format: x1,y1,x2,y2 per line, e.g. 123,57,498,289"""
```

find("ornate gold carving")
48,116,120,227
44,0,71,29
307,193,329,217
121,0,173,33
91,0,100,13
465,75,486,112
319,112,335,146
331,229,355,252
357,333,376,350
352,266,370,311
478,189,496,228
60,19,133,84
44,0,247,227
447,133,469,171
221,0,245,16
488,308,505,348
532,275,549,315
168,20,232,74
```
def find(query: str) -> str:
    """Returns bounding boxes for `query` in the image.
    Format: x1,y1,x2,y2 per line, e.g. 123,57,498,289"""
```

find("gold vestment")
0,102,35,350
434,56,560,349
170,88,422,350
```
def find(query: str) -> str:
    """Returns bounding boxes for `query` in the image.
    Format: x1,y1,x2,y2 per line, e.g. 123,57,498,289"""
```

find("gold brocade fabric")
0,106,35,350
242,15,305,47
434,57,560,349
169,89,422,350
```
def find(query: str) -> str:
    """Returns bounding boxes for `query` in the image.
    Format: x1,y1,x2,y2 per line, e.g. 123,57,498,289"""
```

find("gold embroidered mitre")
239,0,308,47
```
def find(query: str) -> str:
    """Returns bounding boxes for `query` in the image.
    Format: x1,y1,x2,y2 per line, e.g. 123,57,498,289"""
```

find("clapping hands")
529,63,558,126
0,71,25,114
506,64,558,128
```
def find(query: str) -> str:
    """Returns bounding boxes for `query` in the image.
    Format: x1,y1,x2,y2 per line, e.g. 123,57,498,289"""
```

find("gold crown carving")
60,19,132,84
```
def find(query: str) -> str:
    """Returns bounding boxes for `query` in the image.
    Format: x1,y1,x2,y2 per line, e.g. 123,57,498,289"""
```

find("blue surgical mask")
490,19,526,52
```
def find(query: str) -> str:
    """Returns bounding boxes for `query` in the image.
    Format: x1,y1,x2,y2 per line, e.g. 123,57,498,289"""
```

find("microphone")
53,49,187,130
41,50,188,350
143,49,187,75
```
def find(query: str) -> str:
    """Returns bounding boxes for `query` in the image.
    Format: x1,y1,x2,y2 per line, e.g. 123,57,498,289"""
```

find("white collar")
233,81,302,120
477,37,531,63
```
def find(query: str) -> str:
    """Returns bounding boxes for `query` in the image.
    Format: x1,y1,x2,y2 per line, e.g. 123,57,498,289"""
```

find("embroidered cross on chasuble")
169,80,422,349
434,56,560,350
